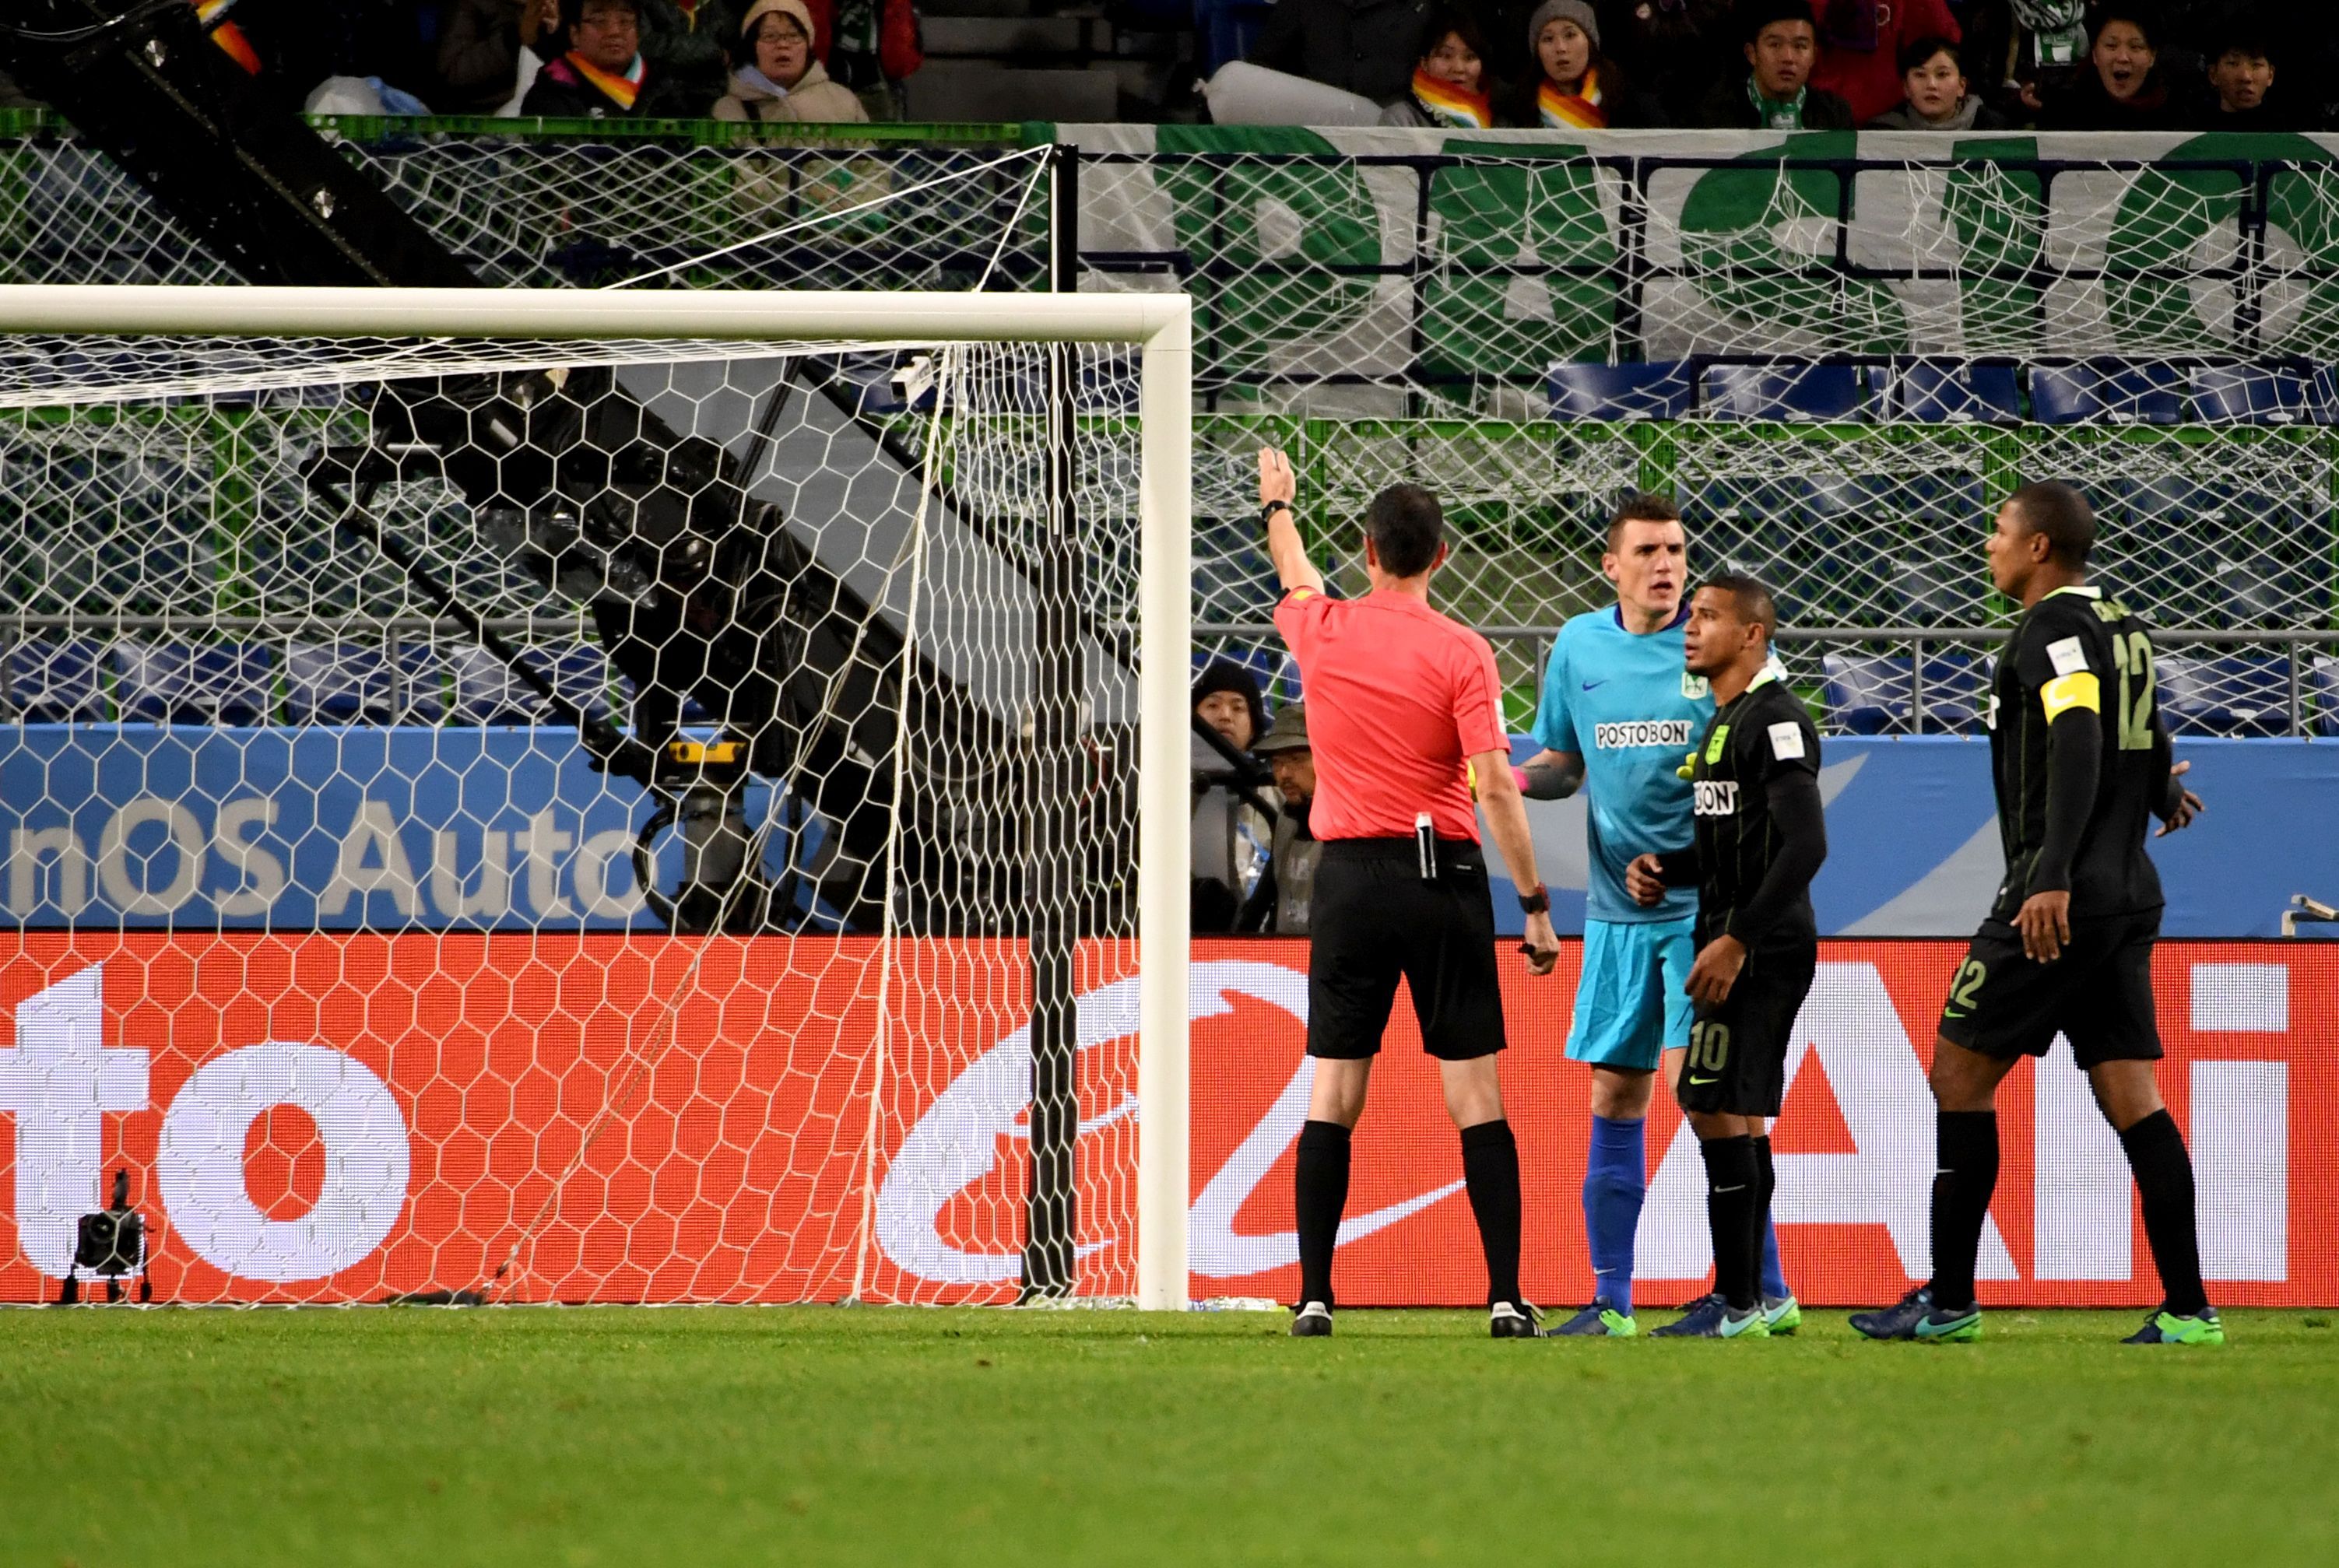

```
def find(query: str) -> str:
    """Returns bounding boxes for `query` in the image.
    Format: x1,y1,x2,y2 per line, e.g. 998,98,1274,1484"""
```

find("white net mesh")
0,321,1156,1306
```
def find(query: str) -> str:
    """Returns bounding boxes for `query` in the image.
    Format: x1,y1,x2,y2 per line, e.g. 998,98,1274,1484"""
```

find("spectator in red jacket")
1810,0,1962,125
795,0,923,117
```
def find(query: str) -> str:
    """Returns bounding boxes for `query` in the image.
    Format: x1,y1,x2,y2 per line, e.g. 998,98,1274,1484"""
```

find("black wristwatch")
1517,882,1550,916
1259,499,1291,531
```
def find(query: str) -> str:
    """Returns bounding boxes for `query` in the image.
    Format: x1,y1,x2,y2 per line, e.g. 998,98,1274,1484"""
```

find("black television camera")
58,1169,152,1305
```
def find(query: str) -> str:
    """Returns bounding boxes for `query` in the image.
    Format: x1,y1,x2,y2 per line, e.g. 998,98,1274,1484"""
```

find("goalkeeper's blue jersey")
1530,606,1714,925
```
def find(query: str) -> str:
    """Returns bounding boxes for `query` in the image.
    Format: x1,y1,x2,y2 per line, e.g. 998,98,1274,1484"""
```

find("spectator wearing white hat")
714,0,868,121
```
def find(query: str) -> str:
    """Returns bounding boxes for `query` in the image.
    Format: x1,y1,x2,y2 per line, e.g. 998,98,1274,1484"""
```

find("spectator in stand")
437,0,560,113
714,0,868,121
806,0,925,120
632,0,745,116
1700,0,1855,128
1508,0,1621,129
1242,703,1322,935
1381,12,1498,128
2186,14,2281,130
1251,0,1437,108
2025,5,2185,128
1599,0,1733,128
1867,35,2008,128
1812,0,1963,125
522,0,652,116
1190,661,1274,935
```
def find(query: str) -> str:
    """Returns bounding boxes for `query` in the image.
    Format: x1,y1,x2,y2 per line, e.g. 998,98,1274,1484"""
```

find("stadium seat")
1545,360,1695,422
440,643,546,726
2190,364,2320,426
110,641,276,725
395,644,449,724
1700,363,1870,422
2315,655,2339,738
2030,360,2186,426
283,642,399,725
2158,651,2295,737
1820,649,1988,735
1821,651,1910,735
529,644,617,722
3,640,110,722
1879,360,2022,424
1194,644,1299,710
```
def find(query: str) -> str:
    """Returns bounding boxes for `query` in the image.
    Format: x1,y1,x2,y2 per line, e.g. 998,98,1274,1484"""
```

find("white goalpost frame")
0,284,1195,1312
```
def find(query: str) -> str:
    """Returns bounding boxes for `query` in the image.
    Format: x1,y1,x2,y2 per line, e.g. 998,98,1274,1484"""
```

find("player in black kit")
1625,575,1827,1340
1852,481,2218,1347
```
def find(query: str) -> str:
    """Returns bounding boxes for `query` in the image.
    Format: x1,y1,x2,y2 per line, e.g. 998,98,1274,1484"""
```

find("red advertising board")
1,935,2331,1307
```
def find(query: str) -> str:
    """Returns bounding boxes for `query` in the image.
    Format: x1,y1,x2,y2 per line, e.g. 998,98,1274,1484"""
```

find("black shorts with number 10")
1937,909,2162,1067
1677,942,1817,1118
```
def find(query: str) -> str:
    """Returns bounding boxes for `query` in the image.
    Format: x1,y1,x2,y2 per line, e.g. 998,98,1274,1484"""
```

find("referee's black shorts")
1306,837,1506,1061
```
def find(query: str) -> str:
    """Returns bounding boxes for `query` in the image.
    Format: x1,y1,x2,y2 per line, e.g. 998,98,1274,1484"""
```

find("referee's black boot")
1291,1301,1333,1338
1489,1301,1543,1339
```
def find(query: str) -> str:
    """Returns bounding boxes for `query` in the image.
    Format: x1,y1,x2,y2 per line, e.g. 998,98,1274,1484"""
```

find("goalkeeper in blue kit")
1517,496,1798,1337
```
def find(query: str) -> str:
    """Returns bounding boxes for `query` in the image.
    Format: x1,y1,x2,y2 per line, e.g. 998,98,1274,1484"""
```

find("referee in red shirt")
1259,448,1561,1339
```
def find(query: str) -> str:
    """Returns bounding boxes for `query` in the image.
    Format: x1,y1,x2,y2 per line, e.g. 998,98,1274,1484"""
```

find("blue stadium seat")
2190,365,2320,426
111,641,276,725
283,643,399,725
2158,652,2294,737
1880,360,2021,424
1196,0,1277,75
1821,651,1909,735
395,644,449,724
1821,650,1988,735
1701,363,1870,422
2316,655,2339,738
2031,360,2186,426
4,640,109,722
441,644,544,726
526,644,616,721
1546,361,1695,422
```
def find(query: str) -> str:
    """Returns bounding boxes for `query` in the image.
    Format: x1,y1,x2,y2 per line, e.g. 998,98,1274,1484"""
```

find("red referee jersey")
1273,586,1508,842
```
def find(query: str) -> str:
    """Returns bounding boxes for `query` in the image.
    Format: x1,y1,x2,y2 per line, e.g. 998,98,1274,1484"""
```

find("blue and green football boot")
2122,1306,2224,1345
1849,1286,1981,1343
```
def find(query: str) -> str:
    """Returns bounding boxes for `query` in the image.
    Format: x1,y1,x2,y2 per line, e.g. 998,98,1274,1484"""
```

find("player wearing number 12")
1625,576,1827,1339
1851,482,2218,1347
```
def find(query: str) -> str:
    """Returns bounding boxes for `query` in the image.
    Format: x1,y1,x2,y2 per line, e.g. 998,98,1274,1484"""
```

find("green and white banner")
1060,126,2339,398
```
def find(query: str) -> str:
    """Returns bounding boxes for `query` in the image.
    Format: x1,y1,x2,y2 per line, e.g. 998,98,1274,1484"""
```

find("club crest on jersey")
1692,780,1739,816
1682,672,1709,700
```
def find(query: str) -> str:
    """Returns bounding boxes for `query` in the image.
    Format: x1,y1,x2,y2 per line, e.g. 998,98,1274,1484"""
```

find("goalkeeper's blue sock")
1584,1114,1645,1316
1754,1135,1789,1300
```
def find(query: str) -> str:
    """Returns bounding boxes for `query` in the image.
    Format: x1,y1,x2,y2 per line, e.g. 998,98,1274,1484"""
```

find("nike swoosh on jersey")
1582,679,1609,691
1688,1074,1719,1085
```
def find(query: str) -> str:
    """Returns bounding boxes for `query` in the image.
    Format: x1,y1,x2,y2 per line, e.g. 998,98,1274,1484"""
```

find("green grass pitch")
5,1307,2334,1566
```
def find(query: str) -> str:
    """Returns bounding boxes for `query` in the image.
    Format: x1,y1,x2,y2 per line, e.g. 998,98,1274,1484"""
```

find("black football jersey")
1986,584,2168,924
1687,671,1824,950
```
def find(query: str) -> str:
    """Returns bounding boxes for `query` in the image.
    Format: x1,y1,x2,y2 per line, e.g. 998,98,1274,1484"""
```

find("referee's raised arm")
1256,445,1558,1339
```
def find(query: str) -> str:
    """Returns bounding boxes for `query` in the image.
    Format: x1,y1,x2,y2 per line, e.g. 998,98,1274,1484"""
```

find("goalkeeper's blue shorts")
1565,915,1697,1070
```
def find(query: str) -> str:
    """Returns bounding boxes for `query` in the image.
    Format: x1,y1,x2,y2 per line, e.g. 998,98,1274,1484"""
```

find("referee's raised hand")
1257,447,1324,596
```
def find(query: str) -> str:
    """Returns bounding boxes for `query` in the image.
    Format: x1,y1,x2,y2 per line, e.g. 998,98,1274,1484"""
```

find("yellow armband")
2040,672,2101,721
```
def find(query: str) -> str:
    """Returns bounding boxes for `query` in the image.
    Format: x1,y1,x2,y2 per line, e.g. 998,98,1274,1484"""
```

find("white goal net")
0,286,1192,1308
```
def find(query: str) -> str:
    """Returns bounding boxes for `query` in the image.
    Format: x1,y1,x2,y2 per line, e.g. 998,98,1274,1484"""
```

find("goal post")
0,285,1192,1310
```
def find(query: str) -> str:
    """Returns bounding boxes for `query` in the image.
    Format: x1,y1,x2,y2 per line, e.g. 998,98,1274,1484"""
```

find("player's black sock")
2119,1109,2210,1318
1699,1135,1761,1311
1459,1118,1522,1310
1930,1110,1999,1314
1751,1134,1778,1296
1294,1119,1351,1310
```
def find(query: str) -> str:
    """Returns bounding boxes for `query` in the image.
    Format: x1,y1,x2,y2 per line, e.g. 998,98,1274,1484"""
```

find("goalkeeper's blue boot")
1551,1298,1638,1338
1291,1301,1332,1338
1849,1286,1981,1343
2122,1305,2224,1345
1651,1293,1769,1338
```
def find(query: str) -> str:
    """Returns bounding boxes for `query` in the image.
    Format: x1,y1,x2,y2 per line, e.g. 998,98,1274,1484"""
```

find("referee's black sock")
1459,1119,1522,1310
1930,1110,2000,1315
1699,1135,1761,1311
2120,1109,2210,1318
1294,1119,1352,1310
